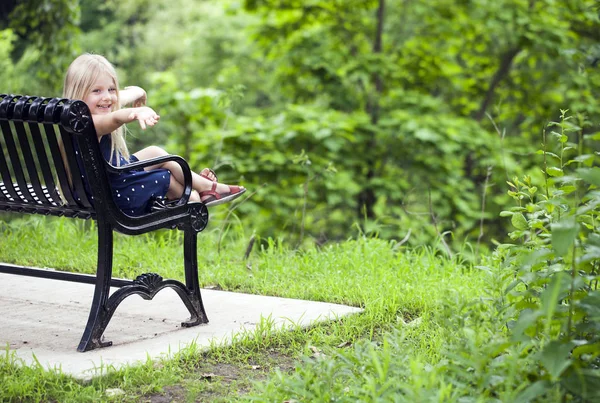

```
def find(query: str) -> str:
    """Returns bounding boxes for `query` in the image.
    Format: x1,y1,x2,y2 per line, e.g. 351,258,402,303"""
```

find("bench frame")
0,94,210,352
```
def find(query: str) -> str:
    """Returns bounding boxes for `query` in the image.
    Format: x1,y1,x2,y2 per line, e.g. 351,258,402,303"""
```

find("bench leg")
77,221,114,352
180,228,209,327
76,224,208,352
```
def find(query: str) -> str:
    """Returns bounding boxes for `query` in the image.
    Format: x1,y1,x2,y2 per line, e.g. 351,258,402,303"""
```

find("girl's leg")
133,146,243,202
165,173,201,202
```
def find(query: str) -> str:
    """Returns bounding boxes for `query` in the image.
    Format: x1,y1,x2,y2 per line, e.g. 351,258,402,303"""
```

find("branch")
369,0,385,123
476,166,493,260
474,46,522,121
428,188,453,258
571,25,600,42
358,0,386,221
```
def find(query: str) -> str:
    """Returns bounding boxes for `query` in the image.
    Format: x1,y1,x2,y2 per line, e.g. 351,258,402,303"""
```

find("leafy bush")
486,111,600,400
152,89,508,250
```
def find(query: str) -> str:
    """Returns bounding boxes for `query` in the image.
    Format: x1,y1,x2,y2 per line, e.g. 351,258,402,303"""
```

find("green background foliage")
2,0,600,251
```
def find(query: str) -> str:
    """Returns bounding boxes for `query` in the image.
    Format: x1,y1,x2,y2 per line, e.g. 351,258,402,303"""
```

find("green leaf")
546,151,560,160
546,167,564,177
539,340,574,380
577,167,600,187
586,131,600,141
558,185,577,194
512,310,542,339
562,369,600,400
511,213,529,230
413,128,440,142
505,279,522,294
578,291,600,321
572,342,600,359
540,272,569,325
572,154,595,167
551,218,578,256
523,248,553,267
514,381,549,403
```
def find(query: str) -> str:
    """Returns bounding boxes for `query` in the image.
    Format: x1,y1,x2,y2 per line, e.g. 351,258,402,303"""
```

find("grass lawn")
0,214,537,402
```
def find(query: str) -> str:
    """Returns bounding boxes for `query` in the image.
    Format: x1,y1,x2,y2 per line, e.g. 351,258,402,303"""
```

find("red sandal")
200,183,246,207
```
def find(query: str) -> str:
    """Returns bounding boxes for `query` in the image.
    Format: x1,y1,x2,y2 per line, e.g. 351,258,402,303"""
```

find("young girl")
63,53,245,216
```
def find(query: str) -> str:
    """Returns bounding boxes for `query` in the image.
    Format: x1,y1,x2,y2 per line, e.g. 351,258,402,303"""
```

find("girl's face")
83,72,118,115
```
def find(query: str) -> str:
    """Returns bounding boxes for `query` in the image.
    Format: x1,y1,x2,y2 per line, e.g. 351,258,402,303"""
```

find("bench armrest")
104,155,192,206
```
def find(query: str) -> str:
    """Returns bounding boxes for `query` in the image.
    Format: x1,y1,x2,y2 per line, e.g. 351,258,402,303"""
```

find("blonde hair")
63,53,130,163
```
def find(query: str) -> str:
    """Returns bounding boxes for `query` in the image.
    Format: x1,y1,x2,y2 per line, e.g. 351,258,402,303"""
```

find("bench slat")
1,121,30,202
59,126,93,208
0,140,15,202
13,123,46,204
44,124,79,206
0,97,37,204
27,121,62,204
0,95,20,203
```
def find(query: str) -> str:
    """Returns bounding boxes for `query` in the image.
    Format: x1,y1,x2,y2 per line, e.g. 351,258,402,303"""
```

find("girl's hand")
128,107,160,130
122,86,147,107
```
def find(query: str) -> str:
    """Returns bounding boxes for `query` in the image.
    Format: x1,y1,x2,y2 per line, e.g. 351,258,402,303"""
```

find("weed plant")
490,111,600,401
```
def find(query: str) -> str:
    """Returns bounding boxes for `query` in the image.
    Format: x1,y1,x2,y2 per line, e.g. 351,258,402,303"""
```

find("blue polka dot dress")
99,136,171,216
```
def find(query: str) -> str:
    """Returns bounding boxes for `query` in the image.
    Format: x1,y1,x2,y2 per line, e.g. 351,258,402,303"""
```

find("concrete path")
0,272,361,379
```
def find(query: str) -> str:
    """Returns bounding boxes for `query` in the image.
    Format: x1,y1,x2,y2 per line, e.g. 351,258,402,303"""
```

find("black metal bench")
0,94,210,352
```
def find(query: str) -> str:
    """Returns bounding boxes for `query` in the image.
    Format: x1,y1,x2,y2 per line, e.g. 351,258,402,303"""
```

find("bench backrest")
0,94,108,218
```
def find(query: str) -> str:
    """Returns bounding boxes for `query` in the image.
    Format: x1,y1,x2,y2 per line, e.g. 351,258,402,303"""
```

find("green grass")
0,214,536,402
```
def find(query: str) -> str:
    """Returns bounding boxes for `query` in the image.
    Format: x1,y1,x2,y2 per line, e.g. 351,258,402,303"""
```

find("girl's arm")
92,106,160,137
119,86,147,107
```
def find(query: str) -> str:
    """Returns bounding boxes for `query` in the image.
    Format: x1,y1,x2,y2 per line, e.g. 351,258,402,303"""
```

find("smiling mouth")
97,104,112,110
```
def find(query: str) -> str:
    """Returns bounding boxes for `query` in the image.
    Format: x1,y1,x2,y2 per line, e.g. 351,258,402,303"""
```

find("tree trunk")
474,0,537,121
474,46,522,122
357,0,385,221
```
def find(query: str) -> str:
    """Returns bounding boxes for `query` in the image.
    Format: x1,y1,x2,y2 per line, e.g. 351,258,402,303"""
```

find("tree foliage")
0,0,80,93
2,0,599,251
226,0,599,247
